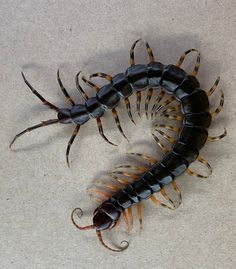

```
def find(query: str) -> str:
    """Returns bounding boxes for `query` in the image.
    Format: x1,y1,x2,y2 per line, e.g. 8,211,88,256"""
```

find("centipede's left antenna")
96,230,129,252
71,208,94,230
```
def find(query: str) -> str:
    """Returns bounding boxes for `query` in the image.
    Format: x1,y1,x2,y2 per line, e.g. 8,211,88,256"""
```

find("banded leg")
145,88,153,119
75,71,89,100
122,210,130,232
21,72,59,111
207,77,220,96
154,96,175,116
124,97,135,124
111,108,129,141
136,203,143,230
186,155,212,178
161,113,183,121
136,91,142,117
152,133,170,153
94,180,120,192
110,173,130,185
130,39,155,66
160,105,181,116
211,90,224,118
127,207,133,231
171,180,182,207
154,123,180,133
160,188,176,208
111,171,140,180
176,49,201,76
207,128,227,141
88,188,112,200
154,129,176,144
66,124,80,167
115,165,147,172
96,117,117,146
89,72,112,82
82,75,100,92
9,119,59,148
127,152,158,165
150,195,174,210
57,69,75,105
151,90,165,118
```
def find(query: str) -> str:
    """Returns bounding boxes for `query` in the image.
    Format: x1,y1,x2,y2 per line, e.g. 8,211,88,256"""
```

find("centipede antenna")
71,208,95,230
96,118,118,146
57,69,75,106
9,119,59,149
145,88,153,119
21,72,59,112
124,98,136,124
136,91,142,117
75,71,89,100
111,108,129,141
89,72,112,82
207,76,220,96
96,230,129,252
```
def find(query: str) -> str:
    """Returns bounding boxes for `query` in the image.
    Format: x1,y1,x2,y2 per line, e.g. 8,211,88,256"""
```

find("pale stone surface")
0,1,235,268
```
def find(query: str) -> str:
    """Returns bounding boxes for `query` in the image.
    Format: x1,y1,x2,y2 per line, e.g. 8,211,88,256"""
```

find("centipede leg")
89,72,112,82
176,49,201,76
150,195,174,210
127,207,133,231
124,97,135,124
130,39,155,66
154,124,180,133
151,133,170,153
153,129,176,144
151,90,165,119
160,188,176,208
66,124,80,167
207,77,220,96
208,128,227,142
111,108,129,141
110,173,130,185
154,96,175,116
88,188,112,200
122,210,130,232
21,72,59,112
161,113,183,121
186,155,212,178
127,152,158,165
96,118,117,146
9,119,59,148
145,88,153,119
136,91,142,117
57,69,75,105
114,164,147,173
211,90,224,118
171,180,182,207
136,203,143,230
82,75,100,92
75,71,89,100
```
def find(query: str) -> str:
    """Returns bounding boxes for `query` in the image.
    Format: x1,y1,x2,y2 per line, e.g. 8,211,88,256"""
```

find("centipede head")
71,203,129,252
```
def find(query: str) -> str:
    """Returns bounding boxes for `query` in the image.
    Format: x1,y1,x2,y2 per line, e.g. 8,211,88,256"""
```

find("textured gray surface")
1,1,235,268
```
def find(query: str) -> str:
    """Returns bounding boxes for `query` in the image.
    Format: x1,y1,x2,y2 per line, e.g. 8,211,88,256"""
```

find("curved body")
87,63,211,230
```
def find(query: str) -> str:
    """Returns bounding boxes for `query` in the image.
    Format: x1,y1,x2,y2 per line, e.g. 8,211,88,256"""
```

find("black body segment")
70,104,90,125
147,62,164,88
179,126,208,150
161,152,189,176
185,112,212,128
174,75,200,100
85,97,105,118
181,90,209,114
131,179,152,200
96,84,121,109
172,142,199,163
111,73,134,97
126,64,148,90
161,64,187,93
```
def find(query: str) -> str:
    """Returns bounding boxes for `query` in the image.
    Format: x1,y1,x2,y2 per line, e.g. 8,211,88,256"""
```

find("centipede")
10,39,226,251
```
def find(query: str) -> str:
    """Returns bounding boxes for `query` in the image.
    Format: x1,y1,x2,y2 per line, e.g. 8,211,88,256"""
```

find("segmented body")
90,64,211,229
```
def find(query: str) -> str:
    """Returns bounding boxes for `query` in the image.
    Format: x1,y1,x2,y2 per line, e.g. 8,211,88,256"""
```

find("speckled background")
1,1,235,268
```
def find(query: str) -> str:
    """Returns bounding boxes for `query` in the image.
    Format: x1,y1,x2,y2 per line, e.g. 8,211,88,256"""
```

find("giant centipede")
10,40,226,251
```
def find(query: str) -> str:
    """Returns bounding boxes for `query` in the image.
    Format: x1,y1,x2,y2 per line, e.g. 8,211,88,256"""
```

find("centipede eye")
71,207,94,230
